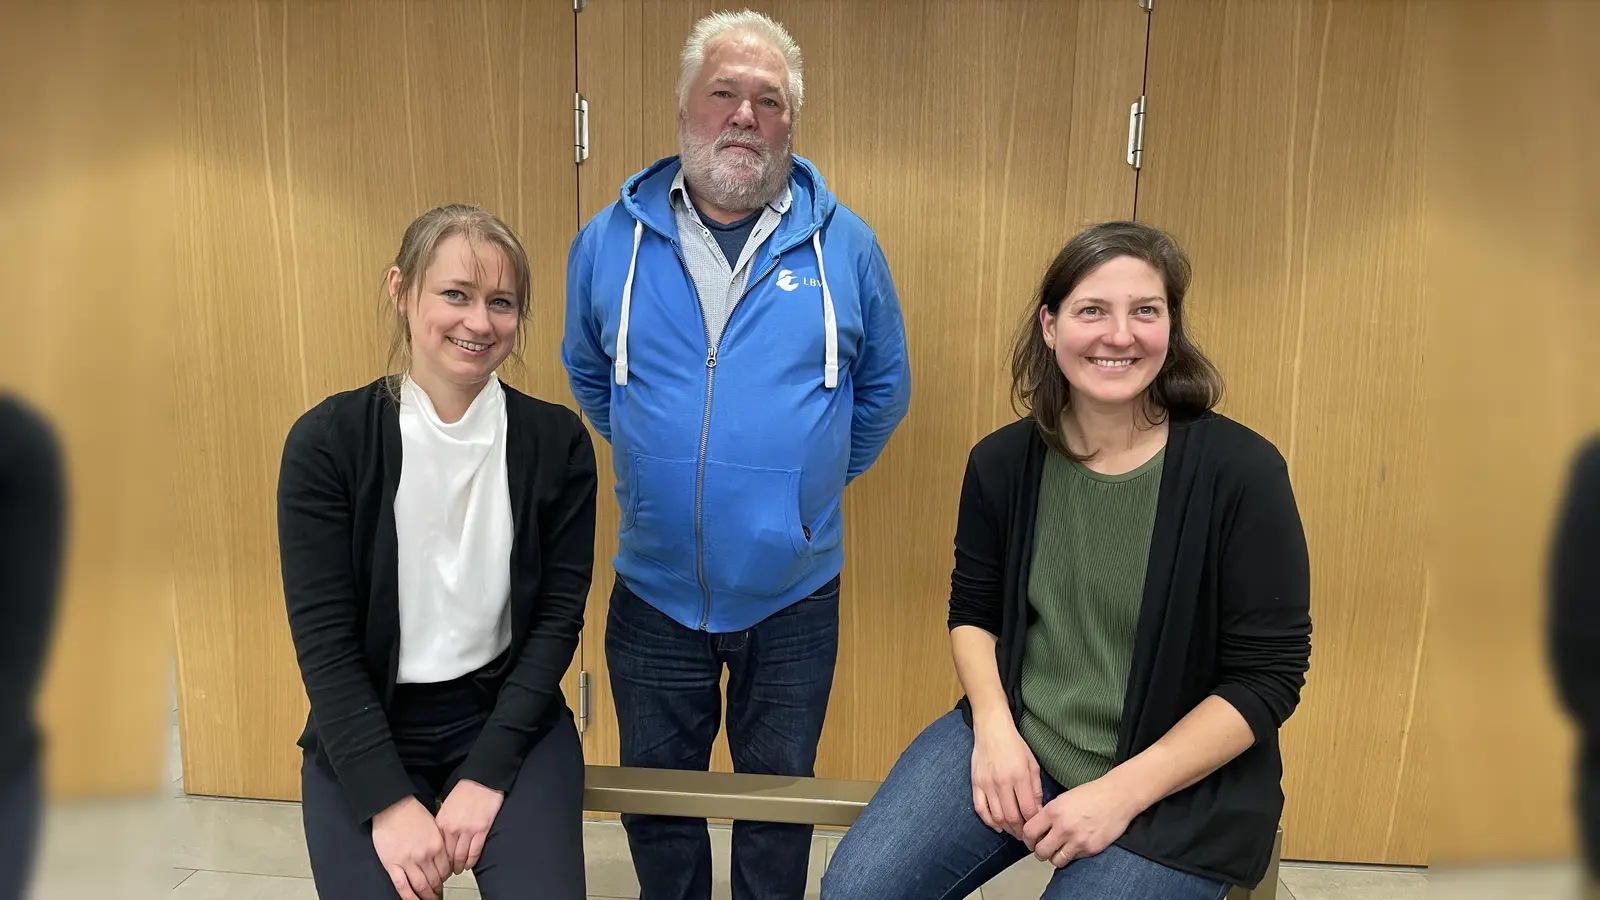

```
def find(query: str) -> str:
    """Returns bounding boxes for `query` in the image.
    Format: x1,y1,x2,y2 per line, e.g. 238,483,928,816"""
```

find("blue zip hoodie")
562,155,910,632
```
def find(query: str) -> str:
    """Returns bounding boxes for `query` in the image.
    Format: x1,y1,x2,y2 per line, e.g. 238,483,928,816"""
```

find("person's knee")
728,729,818,778
824,817,933,900
727,697,828,776
820,838,903,900
620,728,715,769
818,853,866,900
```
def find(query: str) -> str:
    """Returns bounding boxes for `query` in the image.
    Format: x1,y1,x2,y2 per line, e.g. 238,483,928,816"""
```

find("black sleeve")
1552,438,1600,728
0,396,65,762
1210,459,1314,743
948,449,1005,637
277,405,413,822
456,414,596,792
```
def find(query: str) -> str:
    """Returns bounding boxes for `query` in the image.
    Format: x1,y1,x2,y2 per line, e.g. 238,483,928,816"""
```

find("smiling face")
389,232,520,391
1040,255,1172,410
677,32,794,216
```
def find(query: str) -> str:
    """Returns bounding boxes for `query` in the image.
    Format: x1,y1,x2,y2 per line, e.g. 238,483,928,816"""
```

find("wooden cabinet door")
574,0,1148,784
1135,0,1428,866
173,0,579,801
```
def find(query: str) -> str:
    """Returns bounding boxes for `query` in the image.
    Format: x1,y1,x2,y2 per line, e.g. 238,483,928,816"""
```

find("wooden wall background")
0,0,175,797
1136,0,1428,865
1424,0,1598,864
165,0,1599,867
172,0,578,801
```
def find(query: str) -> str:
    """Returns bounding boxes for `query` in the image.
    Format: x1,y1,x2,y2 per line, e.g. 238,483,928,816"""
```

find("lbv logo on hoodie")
775,268,822,292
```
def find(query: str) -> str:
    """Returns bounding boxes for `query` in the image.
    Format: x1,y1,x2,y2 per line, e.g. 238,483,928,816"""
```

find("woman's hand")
970,714,1043,840
1021,774,1142,868
371,795,451,900
435,779,506,875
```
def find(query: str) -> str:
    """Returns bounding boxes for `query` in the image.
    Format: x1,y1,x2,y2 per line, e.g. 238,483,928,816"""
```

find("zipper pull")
706,346,718,369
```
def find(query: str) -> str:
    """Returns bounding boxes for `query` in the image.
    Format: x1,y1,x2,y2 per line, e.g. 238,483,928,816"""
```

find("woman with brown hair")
278,205,594,899
824,222,1312,899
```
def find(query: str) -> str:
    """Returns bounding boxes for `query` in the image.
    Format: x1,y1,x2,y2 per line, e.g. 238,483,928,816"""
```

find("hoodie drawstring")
614,219,643,385
812,230,839,389
615,219,838,389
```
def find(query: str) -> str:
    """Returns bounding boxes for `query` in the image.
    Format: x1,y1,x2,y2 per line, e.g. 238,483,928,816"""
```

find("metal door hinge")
574,93,590,165
1126,95,1146,170
578,669,590,733
575,0,588,11
1138,0,1153,10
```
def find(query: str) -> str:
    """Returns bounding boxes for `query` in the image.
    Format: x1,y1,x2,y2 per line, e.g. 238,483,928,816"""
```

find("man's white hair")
677,9,804,116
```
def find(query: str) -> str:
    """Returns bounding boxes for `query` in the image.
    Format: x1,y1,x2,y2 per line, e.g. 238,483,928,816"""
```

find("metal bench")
582,765,1281,899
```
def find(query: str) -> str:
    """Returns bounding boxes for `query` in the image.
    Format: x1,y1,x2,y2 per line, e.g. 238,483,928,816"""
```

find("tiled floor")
35,719,1564,899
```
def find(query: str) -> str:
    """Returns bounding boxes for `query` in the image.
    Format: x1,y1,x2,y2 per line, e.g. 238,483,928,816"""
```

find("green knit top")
1017,446,1164,790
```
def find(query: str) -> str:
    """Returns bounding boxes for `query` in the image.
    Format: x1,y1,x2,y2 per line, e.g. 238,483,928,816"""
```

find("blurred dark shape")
1553,436,1600,877
0,394,65,900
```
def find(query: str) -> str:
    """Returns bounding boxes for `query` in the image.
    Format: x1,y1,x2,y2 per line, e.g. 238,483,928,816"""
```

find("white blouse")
394,374,513,684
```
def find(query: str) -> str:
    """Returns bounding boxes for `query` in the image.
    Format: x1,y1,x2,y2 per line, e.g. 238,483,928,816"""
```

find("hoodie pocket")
699,460,810,598
621,452,700,580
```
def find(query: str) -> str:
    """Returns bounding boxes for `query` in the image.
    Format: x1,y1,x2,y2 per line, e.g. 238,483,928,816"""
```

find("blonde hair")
678,10,804,116
381,204,531,397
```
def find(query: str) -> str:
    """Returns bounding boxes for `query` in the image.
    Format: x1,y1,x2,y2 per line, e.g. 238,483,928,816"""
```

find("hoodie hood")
610,152,844,390
620,153,836,253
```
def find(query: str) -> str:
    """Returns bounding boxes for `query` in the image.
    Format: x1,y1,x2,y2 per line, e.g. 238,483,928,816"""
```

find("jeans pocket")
700,459,808,597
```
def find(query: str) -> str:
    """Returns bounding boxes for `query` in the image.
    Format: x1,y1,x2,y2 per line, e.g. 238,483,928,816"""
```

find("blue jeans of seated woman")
822,711,1229,900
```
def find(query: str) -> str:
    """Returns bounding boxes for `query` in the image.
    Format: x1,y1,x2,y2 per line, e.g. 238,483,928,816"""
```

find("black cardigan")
277,378,596,823
1551,437,1600,872
947,412,1312,888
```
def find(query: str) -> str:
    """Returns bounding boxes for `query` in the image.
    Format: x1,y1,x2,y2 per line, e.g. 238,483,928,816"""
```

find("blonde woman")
279,205,594,899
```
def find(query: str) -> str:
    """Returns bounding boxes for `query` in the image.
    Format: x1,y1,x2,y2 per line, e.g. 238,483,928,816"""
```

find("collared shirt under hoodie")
394,374,513,684
668,167,789,349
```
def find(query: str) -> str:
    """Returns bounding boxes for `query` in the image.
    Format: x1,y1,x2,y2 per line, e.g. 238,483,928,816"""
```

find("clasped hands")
970,719,1142,869
371,779,505,900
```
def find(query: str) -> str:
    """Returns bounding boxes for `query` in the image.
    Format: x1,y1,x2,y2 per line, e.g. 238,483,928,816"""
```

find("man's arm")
561,223,613,442
846,241,911,482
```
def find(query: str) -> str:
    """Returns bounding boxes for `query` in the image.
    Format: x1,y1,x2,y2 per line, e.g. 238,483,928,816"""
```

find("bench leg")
1225,827,1283,900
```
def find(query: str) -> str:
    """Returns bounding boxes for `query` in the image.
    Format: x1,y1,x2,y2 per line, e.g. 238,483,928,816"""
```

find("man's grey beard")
679,123,793,213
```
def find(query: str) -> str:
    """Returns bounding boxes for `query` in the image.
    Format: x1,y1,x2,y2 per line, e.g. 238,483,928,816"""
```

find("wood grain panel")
572,0,639,781
1425,0,1600,863
173,0,577,801
1138,0,1428,865
576,0,1145,781
0,0,176,796
1388,581,1428,865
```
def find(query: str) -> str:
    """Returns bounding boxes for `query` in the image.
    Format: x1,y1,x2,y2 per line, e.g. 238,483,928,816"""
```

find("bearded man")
561,9,910,900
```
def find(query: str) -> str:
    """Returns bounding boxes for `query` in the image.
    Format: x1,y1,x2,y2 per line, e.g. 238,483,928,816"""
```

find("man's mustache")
715,134,769,155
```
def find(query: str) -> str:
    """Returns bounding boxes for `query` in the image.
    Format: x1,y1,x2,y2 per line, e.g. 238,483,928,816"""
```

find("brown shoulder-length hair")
1010,221,1223,460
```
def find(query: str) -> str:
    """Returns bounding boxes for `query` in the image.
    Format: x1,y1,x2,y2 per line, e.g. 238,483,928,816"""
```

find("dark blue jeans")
823,711,1229,900
606,574,839,900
